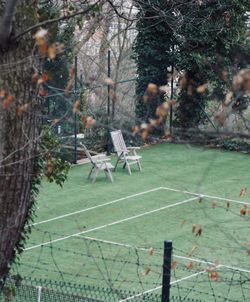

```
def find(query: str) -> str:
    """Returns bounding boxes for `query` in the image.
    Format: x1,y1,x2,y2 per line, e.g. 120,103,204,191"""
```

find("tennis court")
11,143,250,301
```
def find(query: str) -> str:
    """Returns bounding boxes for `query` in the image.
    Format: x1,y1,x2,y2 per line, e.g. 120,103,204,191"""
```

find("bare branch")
106,0,138,21
14,0,102,41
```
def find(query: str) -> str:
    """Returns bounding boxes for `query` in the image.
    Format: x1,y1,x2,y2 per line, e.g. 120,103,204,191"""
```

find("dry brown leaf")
240,206,247,216
188,246,198,256
224,91,233,106
144,267,152,276
149,247,155,256
147,83,158,94
196,84,207,94
72,100,80,113
186,262,193,269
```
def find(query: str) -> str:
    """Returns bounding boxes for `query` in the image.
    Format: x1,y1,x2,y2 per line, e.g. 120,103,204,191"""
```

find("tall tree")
133,0,176,125
0,0,103,284
133,0,250,134
173,0,250,131
0,0,41,283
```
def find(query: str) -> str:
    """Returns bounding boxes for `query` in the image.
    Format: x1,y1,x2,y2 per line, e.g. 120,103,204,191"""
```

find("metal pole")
169,65,174,136
107,49,111,118
73,55,78,164
37,286,42,302
161,240,172,302
107,50,111,155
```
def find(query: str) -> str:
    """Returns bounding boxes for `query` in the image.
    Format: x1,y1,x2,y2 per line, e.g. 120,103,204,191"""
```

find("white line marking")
118,286,162,302
170,268,214,285
219,264,250,274
33,186,249,227
173,255,250,273
75,235,150,252
173,255,218,266
118,268,214,302
31,187,163,226
24,196,198,251
162,187,250,205
69,236,250,273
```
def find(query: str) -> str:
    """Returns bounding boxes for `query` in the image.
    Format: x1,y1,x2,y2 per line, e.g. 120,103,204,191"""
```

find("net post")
161,240,172,302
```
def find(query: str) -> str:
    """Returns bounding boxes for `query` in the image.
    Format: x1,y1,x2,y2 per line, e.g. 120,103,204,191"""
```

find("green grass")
11,143,250,301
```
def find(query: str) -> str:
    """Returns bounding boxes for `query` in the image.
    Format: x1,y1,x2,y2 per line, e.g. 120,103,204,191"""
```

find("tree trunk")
0,1,40,283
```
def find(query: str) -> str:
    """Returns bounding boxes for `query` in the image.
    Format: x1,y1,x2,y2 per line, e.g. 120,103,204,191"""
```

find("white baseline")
24,196,199,251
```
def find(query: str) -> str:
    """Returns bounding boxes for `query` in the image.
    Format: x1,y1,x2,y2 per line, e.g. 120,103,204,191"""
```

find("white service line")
75,236,250,274
118,268,214,302
170,267,219,285
173,254,218,266
219,264,250,274
118,286,162,302
162,187,250,205
75,235,150,252
173,254,250,273
24,196,199,251
31,187,163,226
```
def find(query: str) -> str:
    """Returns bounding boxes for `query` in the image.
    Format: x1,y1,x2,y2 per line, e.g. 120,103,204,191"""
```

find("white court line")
31,187,163,226
32,186,247,227
162,187,250,205
118,268,214,302
76,235,150,252
77,236,250,274
170,267,216,285
219,264,250,274
118,286,162,302
173,254,250,274
24,196,199,251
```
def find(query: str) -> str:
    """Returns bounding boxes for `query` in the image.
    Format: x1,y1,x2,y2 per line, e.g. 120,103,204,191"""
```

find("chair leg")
88,166,94,179
114,159,120,171
105,169,114,182
92,168,99,183
137,160,142,171
126,162,132,175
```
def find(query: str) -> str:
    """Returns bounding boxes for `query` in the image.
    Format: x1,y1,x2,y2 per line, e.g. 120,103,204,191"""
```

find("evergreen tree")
133,0,250,133
173,0,250,130
133,0,177,125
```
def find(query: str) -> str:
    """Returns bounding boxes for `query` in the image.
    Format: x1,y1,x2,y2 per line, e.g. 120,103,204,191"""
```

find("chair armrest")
94,153,109,159
93,157,111,164
92,153,110,160
127,147,140,150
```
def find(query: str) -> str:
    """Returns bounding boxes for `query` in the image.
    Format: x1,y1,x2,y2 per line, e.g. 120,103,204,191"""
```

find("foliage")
222,138,250,153
40,125,70,186
40,1,76,121
11,126,70,276
174,0,250,130
133,0,176,125
134,0,250,133
2,284,15,302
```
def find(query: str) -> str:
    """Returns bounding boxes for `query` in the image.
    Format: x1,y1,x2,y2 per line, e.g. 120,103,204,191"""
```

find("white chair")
110,130,142,175
80,143,114,183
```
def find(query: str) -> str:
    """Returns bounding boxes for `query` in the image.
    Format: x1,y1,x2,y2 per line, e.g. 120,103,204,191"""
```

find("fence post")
169,65,174,136
161,240,172,302
73,55,78,164
107,49,112,155
37,286,42,302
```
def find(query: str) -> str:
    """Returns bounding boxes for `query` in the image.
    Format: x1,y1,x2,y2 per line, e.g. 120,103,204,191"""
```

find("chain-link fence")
1,277,162,302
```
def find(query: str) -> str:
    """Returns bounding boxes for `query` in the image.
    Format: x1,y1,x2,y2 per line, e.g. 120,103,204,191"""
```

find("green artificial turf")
10,143,250,301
